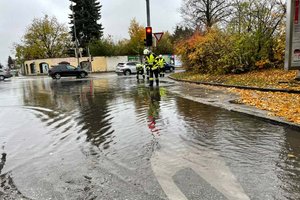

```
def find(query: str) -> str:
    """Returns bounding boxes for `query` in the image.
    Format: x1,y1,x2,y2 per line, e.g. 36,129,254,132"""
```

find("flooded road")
0,74,300,200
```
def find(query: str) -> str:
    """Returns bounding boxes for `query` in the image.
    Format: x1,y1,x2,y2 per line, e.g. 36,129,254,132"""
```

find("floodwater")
0,74,300,200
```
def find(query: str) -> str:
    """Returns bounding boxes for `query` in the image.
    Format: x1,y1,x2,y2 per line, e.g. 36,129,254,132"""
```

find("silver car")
115,62,139,76
0,68,12,81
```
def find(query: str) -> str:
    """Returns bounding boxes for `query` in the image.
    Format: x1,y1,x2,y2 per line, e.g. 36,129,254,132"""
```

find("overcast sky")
0,0,182,65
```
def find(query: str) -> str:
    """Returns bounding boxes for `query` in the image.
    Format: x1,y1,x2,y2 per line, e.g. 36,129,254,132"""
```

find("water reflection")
0,153,6,174
175,97,300,200
6,76,300,199
147,87,161,135
22,78,115,149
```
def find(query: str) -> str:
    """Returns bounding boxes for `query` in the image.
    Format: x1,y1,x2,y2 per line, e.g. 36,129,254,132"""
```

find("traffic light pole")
146,0,151,27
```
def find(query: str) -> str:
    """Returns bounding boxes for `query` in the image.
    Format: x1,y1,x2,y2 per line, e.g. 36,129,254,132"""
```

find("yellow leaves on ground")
173,69,299,90
172,69,300,125
230,89,300,124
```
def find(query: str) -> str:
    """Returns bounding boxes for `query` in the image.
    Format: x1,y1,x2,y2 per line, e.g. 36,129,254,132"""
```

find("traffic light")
145,26,152,47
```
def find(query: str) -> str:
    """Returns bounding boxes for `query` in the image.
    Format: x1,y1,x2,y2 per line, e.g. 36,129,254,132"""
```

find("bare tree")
180,0,232,29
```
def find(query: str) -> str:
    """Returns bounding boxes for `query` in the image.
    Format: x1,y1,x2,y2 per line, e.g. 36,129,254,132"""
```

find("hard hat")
159,55,162,58
143,49,150,55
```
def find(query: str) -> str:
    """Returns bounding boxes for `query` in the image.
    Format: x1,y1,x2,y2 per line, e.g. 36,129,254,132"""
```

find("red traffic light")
146,27,152,33
145,27,153,46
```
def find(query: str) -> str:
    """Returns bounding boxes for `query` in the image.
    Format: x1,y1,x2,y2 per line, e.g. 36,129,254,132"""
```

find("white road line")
151,137,250,200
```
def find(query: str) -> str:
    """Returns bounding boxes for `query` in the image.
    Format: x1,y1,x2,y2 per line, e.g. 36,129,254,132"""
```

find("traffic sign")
154,32,164,43
285,0,300,70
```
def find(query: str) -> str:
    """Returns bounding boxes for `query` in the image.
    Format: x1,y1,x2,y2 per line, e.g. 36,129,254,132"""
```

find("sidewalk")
168,70,300,130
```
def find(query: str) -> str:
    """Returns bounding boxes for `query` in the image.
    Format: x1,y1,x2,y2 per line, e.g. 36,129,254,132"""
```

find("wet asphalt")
0,73,300,200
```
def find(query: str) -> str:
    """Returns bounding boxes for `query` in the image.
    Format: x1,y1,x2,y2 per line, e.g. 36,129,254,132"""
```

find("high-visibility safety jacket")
136,64,144,71
146,54,156,66
156,58,165,69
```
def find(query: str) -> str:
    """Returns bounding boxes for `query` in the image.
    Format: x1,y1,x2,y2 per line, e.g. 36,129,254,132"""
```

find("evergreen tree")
69,0,104,48
7,56,14,69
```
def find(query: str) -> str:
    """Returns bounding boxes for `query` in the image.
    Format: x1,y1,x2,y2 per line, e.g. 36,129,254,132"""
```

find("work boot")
149,80,154,87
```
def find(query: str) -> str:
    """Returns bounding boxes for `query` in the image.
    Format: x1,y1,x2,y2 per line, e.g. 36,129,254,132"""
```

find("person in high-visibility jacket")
156,55,166,77
144,49,159,87
136,63,145,80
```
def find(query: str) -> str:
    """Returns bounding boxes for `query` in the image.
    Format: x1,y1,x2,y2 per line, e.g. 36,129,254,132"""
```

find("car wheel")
80,72,86,78
0,75,4,81
54,73,61,79
124,70,131,76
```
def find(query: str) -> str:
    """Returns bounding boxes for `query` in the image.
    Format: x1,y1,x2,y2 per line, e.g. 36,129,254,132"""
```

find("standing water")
0,74,299,200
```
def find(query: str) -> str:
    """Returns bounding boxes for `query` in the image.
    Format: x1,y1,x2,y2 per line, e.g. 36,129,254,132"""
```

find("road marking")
151,136,250,200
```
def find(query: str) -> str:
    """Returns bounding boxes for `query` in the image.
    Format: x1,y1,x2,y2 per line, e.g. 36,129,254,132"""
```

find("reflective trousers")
149,68,159,86
136,68,145,80
159,67,165,77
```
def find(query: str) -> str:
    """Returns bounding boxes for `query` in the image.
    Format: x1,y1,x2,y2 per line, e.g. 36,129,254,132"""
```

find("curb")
169,76,300,94
168,76,300,131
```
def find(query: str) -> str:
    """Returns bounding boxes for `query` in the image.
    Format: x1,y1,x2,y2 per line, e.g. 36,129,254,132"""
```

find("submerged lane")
0,74,299,200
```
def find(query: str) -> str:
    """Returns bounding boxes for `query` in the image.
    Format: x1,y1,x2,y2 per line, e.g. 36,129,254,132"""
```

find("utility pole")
71,2,80,67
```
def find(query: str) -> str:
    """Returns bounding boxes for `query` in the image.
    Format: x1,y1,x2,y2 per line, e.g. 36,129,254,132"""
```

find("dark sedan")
164,63,175,72
49,64,88,80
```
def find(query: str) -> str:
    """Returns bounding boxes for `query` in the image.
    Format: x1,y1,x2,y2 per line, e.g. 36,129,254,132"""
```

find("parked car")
164,63,175,72
0,68,12,81
48,64,88,80
115,62,139,76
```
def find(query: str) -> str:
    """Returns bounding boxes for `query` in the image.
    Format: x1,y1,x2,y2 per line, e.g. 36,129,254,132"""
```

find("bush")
175,29,241,74
175,27,285,74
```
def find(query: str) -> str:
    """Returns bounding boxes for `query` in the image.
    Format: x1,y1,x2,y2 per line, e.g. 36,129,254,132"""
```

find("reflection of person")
147,87,161,134
0,153,6,174
144,49,159,87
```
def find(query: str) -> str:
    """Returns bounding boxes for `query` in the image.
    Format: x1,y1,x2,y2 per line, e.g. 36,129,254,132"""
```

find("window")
58,66,67,70
66,65,75,70
127,62,137,66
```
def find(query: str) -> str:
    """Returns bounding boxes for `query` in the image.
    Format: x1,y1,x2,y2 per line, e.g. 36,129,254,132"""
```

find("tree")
126,18,146,55
171,26,194,42
89,36,117,56
227,0,286,67
176,0,287,73
69,0,104,48
14,15,71,61
180,0,232,29
154,32,174,55
7,56,14,69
